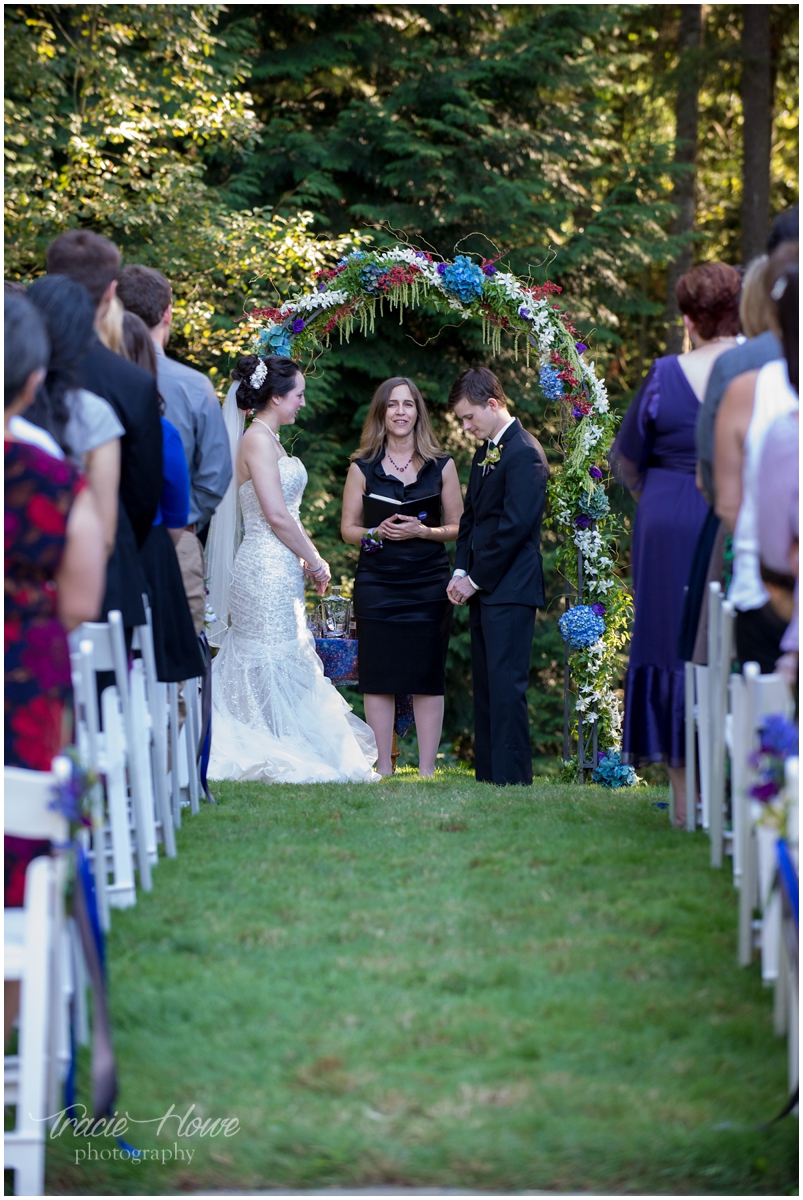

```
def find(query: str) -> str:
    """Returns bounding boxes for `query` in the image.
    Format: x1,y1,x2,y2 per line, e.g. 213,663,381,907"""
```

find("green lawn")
45,771,797,1195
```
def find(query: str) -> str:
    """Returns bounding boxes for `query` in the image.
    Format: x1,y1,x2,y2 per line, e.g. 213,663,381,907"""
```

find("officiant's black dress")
352,455,453,695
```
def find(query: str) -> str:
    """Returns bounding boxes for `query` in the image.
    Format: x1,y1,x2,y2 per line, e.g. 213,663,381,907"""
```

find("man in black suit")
447,367,549,786
46,230,163,632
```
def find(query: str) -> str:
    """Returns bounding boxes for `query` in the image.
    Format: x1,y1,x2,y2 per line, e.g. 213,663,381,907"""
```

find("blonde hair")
96,293,126,356
739,255,772,338
351,376,443,464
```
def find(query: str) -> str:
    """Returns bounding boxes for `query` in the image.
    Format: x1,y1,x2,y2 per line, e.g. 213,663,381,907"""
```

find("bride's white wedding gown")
208,456,378,783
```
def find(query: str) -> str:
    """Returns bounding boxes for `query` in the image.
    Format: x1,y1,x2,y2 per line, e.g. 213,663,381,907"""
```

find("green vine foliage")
242,246,630,754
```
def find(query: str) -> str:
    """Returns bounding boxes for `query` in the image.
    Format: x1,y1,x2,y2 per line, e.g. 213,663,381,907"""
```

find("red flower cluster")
383,264,422,288
249,306,284,322
313,264,347,282
525,281,562,301
481,302,509,328
320,303,357,338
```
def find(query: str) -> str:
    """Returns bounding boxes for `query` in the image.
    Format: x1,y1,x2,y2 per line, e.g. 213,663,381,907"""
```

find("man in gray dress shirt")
117,264,233,630
696,207,797,506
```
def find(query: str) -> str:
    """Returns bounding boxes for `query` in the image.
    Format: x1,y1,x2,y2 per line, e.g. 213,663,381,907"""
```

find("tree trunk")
741,6,772,264
664,5,702,355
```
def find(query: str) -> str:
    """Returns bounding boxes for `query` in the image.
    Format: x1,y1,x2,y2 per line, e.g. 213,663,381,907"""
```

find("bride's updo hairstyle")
232,354,301,413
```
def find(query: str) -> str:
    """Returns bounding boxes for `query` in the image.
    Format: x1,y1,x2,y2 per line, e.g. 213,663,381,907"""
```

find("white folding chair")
708,592,735,868
4,762,71,1196
179,678,202,816
70,611,152,904
132,598,176,857
737,662,794,968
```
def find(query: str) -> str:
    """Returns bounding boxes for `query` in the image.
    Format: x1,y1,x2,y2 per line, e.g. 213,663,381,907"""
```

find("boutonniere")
478,444,502,470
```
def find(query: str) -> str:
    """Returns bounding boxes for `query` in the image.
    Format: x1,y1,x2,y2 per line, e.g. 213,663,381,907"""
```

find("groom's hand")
447,576,477,606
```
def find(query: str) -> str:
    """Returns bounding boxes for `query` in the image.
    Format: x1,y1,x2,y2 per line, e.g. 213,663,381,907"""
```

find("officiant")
341,377,463,776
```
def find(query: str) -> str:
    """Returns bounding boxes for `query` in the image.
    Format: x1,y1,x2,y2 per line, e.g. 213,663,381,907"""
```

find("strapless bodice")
239,455,307,532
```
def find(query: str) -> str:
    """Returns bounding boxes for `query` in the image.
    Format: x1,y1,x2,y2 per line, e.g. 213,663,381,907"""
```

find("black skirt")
139,524,205,682
352,454,453,695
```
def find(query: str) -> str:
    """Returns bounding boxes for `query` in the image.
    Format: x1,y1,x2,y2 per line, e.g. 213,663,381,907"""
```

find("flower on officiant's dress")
361,528,383,554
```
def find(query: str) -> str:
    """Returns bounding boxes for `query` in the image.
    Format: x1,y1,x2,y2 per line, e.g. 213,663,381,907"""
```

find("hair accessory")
771,275,789,302
250,358,268,389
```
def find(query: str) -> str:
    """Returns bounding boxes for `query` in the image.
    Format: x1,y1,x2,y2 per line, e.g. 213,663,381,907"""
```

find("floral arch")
243,246,631,772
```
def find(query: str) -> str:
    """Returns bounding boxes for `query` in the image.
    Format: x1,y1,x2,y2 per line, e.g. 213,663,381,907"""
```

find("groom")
446,367,549,786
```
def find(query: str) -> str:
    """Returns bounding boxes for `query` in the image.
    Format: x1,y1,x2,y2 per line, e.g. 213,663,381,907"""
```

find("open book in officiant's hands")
362,492,442,528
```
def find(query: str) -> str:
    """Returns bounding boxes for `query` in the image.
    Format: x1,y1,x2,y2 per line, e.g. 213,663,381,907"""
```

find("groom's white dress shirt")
453,416,517,591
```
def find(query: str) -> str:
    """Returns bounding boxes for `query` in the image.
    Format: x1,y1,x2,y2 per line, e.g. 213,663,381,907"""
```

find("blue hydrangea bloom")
539,364,564,400
440,255,484,302
578,489,610,520
593,751,638,788
558,604,605,648
266,328,292,358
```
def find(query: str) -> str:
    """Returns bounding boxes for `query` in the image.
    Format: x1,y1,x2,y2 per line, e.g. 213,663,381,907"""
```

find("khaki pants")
173,530,206,732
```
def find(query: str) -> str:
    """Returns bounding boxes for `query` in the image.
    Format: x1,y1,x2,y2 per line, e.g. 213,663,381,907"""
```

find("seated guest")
341,377,463,776
756,264,799,683
714,245,799,673
697,206,798,507
117,264,232,633
120,312,204,683
46,229,163,637
5,293,105,900
611,262,741,826
26,275,123,558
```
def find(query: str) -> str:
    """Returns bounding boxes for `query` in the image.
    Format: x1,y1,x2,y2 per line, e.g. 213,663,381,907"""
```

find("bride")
205,353,378,783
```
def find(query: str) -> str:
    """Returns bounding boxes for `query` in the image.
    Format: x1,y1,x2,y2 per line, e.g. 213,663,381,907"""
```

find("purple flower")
292,318,306,333
589,466,603,480
750,780,778,803
576,343,587,355
436,262,448,275
318,282,327,292
591,603,606,616
483,264,497,276
574,514,592,530
572,406,586,420
519,306,530,319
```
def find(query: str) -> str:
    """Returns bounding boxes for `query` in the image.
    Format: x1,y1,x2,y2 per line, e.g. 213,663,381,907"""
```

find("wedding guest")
26,275,123,558
117,264,231,557
611,262,741,826
96,292,126,356
4,294,106,772
46,229,162,636
697,207,798,507
714,247,799,673
118,264,231,634
341,377,463,776
120,311,204,683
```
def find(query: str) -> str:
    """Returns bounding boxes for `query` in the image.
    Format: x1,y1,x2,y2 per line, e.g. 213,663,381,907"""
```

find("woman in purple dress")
611,262,741,825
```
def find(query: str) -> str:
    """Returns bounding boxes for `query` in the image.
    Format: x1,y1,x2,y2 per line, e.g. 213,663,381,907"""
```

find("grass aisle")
48,772,796,1196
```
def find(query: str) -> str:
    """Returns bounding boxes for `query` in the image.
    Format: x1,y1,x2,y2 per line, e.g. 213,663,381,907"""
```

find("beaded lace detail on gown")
208,456,377,782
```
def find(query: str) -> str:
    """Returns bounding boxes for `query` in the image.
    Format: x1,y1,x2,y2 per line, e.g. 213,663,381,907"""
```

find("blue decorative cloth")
315,637,359,684
394,693,415,738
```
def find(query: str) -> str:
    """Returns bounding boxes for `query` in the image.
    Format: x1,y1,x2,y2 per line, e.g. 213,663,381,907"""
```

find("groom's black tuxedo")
455,418,549,785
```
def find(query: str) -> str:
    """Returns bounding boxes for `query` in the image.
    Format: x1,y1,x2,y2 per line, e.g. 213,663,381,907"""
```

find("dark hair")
46,229,121,307
232,354,301,413
675,262,741,340
121,311,166,413
117,264,172,329
448,366,507,409
4,280,26,297
767,207,799,254
4,295,50,410
25,275,96,453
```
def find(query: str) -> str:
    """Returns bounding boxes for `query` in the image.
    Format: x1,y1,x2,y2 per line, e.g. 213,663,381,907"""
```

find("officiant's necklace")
386,451,413,473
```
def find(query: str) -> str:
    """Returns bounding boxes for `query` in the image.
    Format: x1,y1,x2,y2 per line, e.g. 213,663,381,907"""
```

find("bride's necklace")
253,416,281,444
386,450,414,473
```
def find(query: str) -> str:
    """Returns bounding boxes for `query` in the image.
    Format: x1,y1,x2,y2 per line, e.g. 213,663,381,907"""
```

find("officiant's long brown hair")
351,376,443,464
